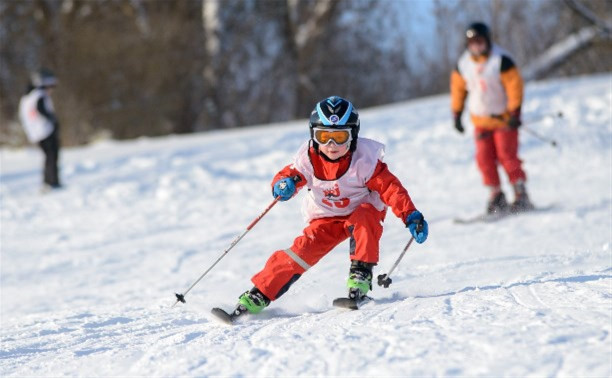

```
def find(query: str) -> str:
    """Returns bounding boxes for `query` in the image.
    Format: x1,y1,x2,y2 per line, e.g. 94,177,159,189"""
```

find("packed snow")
1,74,610,377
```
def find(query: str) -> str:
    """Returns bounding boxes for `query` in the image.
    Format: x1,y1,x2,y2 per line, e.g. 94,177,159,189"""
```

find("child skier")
450,22,533,214
230,96,428,316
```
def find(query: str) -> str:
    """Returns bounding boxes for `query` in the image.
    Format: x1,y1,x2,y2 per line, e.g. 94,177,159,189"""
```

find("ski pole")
492,112,562,148
172,197,280,307
377,236,416,288
522,126,558,147
523,111,563,148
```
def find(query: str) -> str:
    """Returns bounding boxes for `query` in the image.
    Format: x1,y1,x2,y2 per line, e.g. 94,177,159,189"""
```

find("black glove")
453,112,464,133
508,108,522,129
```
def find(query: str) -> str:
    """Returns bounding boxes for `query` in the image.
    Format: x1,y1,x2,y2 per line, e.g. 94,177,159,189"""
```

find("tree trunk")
285,0,338,118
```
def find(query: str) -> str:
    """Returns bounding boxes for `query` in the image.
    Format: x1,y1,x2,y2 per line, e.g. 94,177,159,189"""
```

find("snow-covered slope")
1,74,610,377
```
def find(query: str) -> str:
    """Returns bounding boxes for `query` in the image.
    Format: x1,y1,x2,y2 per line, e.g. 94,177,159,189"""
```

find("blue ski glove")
273,177,296,201
406,211,428,244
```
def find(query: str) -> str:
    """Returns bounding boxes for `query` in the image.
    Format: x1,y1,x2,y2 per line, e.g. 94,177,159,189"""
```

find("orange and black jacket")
450,51,523,130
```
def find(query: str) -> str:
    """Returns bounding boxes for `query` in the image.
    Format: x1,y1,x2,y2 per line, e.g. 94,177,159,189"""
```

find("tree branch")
564,0,611,34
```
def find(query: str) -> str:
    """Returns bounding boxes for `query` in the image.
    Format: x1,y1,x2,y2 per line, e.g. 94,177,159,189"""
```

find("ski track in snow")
1,74,611,376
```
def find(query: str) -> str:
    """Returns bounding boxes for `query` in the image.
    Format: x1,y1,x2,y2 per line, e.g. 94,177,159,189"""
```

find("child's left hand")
406,211,428,244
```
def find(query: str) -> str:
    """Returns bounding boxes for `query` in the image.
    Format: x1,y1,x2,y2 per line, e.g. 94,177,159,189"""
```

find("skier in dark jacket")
18,68,62,191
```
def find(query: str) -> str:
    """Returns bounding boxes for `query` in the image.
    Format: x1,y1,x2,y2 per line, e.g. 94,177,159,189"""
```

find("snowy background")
1,74,610,376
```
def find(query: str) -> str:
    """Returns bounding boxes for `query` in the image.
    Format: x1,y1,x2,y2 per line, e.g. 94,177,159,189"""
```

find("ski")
454,204,557,225
211,307,242,325
211,296,372,325
453,211,507,224
332,296,372,310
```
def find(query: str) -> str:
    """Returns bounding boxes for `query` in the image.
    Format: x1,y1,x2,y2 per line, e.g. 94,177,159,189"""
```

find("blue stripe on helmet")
337,102,353,125
316,102,332,125
326,96,342,107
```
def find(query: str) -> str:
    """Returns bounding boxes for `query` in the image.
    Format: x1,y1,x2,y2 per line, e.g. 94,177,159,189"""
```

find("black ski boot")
510,181,535,213
486,191,509,215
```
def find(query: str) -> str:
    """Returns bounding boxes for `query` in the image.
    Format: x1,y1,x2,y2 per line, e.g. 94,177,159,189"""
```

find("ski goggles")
312,128,352,146
466,35,487,45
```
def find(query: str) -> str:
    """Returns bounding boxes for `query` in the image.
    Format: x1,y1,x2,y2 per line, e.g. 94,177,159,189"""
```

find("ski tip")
211,307,235,326
333,298,359,310
332,296,372,310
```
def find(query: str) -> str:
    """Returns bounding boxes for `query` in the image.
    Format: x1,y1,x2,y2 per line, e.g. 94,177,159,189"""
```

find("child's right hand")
273,178,296,201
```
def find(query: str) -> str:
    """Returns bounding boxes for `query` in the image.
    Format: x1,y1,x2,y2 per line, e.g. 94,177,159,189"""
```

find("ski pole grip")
415,220,424,233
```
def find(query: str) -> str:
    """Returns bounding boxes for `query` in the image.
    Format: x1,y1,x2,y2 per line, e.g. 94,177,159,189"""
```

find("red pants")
475,128,526,187
251,203,386,301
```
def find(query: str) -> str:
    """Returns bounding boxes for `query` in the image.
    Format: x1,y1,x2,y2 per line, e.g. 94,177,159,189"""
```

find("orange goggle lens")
314,129,351,145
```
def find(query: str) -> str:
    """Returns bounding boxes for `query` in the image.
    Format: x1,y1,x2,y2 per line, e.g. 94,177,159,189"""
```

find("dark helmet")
309,96,360,151
465,22,491,47
30,68,57,88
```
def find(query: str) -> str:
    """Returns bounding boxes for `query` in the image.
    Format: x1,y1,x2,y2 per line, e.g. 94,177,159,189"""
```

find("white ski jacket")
19,89,55,143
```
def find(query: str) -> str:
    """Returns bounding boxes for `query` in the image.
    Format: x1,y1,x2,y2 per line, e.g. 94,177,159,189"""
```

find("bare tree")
425,0,611,91
282,0,339,117
1,0,206,145
2,0,609,146
523,26,601,80
565,0,612,32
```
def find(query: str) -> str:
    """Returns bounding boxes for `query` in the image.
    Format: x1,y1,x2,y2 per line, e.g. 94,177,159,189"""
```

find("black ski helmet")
465,22,491,50
30,68,57,88
309,96,360,152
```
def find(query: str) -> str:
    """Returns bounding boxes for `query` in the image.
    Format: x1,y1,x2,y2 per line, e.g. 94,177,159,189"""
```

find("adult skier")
451,22,534,214
18,68,62,191
229,96,428,317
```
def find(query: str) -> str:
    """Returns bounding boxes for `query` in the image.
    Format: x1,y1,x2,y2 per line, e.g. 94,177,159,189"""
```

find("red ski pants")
475,128,526,187
251,203,386,301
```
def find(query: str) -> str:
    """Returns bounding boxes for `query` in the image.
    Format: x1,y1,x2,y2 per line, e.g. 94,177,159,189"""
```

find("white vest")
457,44,509,116
18,89,55,143
292,138,387,223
